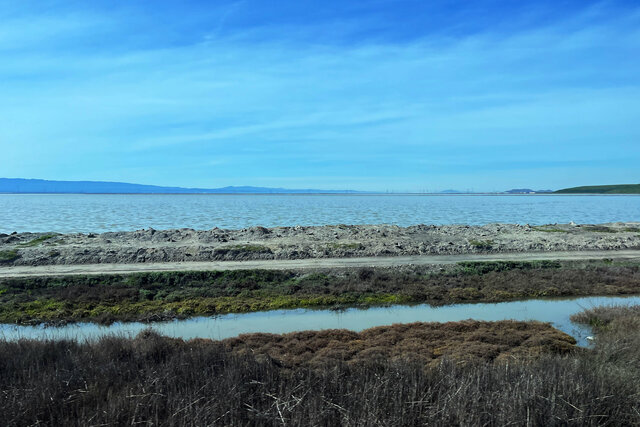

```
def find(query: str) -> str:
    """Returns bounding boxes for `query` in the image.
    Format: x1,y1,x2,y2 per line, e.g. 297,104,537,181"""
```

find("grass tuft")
17,234,56,247
328,242,365,250
215,244,273,255
468,239,494,249
532,226,569,233
582,225,617,233
0,249,19,263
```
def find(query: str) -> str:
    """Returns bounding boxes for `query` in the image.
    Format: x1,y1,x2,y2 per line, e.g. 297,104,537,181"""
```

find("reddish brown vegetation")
222,320,576,367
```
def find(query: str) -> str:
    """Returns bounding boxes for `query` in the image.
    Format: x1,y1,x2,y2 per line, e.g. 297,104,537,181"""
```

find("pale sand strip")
1,249,640,278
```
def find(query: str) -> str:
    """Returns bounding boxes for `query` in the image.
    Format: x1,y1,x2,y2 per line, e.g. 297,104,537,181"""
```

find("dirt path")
2,249,639,278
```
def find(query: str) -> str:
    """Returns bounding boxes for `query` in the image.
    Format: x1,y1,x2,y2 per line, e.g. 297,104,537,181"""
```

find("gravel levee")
1,222,639,267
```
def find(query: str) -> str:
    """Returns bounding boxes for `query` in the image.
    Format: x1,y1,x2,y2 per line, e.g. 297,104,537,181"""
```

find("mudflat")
1,222,639,267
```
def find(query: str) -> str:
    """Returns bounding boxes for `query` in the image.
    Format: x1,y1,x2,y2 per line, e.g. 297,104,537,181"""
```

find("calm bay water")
0,194,639,233
3,296,639,346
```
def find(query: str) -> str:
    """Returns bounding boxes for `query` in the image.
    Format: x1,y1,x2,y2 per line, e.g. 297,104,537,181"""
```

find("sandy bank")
1,222,639,267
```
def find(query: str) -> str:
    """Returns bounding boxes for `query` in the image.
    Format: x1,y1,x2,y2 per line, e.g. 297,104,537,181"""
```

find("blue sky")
2,0,639,191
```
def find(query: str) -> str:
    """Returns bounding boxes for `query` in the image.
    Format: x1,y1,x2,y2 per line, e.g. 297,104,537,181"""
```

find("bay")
0,193,638,233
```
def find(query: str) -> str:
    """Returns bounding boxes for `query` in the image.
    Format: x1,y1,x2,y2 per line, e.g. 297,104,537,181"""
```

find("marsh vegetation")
1,305,639,425
1,260,639,324
0,249,19,263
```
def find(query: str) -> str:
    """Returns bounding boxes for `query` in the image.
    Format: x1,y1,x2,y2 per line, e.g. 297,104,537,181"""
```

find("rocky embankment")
1,222,639,267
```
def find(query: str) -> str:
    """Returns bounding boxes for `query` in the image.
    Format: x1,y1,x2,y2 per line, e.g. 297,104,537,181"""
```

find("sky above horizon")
2,0,639,192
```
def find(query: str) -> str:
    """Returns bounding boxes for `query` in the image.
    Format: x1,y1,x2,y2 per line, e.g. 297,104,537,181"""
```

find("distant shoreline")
555,184,640,194
1,192,639,196
0,178,366,195
4,178,639,194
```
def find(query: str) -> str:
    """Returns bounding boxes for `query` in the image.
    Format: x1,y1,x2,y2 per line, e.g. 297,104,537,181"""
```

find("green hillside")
555,184,640,194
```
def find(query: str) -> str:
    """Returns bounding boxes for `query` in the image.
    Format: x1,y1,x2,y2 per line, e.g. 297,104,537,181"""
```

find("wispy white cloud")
1,1,639,190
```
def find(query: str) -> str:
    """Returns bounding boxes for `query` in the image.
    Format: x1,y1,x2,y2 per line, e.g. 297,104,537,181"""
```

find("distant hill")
555,184,640,194
0,178,364,194
505,189,554,194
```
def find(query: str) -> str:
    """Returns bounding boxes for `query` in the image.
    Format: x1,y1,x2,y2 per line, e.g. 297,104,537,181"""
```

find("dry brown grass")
2,309,640,426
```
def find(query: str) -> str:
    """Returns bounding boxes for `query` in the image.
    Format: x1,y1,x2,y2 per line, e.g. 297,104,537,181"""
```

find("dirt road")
2,249,639,278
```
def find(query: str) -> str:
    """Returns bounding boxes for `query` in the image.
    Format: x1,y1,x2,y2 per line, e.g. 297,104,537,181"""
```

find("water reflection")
2,295,640,347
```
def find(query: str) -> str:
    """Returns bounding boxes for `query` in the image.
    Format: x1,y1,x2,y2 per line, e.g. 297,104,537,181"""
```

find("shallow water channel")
2,295,640,346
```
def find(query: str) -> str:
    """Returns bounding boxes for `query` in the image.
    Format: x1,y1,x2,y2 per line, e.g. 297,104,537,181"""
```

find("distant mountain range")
6,178,635,195
0,178,365,194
